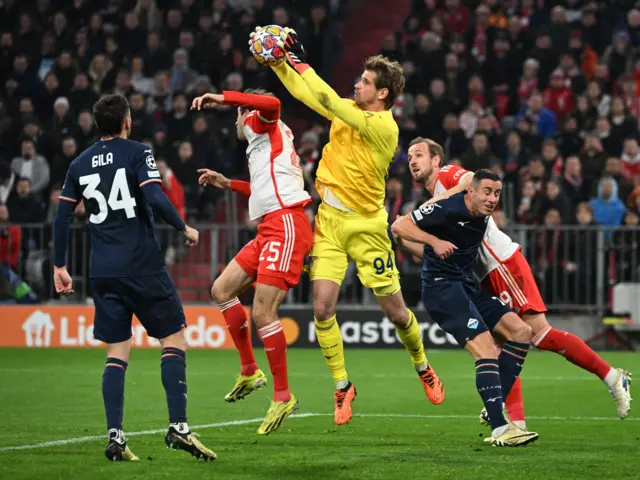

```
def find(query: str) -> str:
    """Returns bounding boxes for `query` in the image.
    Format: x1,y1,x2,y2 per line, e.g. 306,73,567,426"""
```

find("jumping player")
191,89,313,435
405,137,632,426
262,27,444,425
52,94,216,461
392,170,539,447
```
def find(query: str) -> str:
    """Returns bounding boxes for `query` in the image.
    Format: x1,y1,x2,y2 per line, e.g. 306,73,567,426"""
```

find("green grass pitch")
0,348,638,479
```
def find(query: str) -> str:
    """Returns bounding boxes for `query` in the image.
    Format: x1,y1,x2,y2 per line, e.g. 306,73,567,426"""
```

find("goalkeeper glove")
279,27,310,74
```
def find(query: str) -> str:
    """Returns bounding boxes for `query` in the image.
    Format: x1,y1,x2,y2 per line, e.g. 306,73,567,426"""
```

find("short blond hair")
364,55,405,109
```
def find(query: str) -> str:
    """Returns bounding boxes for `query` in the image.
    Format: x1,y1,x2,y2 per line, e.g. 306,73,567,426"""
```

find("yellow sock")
395,309,428,370
314,315,348,386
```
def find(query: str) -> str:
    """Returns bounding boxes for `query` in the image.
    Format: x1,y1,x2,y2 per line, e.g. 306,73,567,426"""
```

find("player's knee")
160,330,187,351
512,321,532,344
210,278,231,304
313,298,336,321
252,304,277,329
386,307,409,326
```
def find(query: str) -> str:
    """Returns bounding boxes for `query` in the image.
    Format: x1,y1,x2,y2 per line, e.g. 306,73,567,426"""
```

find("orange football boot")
419,365,445,405
333,383,357,425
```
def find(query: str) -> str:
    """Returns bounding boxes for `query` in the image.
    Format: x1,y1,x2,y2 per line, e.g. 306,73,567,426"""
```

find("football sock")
314,315,348,389
499,341,530,399
169,422,190,434
533,326,612,381
161,347,187,424
475,359,507,431
102,357,127,431
395,309,428,371
258,321,291,402
505,376,526,424
219,297,258,376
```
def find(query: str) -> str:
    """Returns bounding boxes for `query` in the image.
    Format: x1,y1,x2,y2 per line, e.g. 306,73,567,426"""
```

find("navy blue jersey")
59,138,166,278
409,192,489,285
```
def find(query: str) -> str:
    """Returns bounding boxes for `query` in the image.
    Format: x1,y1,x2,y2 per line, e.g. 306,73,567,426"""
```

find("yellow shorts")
310,202,401,297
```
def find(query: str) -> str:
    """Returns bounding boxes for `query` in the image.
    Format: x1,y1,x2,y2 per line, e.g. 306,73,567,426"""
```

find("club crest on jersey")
419,203,441,215
146,155,157,169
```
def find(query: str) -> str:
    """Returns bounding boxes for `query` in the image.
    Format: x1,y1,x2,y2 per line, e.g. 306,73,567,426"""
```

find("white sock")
492,424,508,438
170,422,190,434
603,368,618,389
335,379,349,390
415,362,429,372
108,428,125,444
514,420,527,431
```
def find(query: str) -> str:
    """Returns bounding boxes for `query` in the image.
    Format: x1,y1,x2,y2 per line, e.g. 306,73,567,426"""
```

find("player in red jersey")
402,137,632,428
192,89,313,435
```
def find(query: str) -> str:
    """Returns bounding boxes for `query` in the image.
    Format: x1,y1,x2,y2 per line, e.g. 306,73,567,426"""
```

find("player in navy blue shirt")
392,169,538,447
52,94,216,462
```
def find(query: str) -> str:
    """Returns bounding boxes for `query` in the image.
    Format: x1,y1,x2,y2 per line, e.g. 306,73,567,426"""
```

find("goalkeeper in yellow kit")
253,27,445,425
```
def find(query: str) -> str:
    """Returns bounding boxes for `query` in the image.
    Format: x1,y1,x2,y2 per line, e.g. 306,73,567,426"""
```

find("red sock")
505,376,525,422
258,321,290,402
219,298,257,376
533,327,612,380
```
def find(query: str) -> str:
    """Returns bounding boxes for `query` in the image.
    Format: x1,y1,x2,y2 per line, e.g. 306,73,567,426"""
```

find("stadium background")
0,0,640,349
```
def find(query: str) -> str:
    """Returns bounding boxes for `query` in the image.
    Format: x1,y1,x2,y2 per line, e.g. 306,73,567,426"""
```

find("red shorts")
481,251,547,315
235,207,313,291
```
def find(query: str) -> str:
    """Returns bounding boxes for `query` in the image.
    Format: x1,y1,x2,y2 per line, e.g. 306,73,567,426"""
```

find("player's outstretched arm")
270,63,334,120
192,91,281,121
197,169,251,196
278,28,366,131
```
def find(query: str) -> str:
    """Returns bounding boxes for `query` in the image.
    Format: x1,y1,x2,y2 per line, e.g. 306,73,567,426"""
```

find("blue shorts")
422,280,511,346
91,273,186,344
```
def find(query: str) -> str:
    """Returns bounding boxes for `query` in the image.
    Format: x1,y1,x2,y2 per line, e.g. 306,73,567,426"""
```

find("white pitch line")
0,412,636,453
0,369,602,381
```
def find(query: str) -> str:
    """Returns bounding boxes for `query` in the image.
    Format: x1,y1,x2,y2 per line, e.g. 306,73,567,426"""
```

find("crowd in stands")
0,0,343,301
0,0,639,307
359,0,640,306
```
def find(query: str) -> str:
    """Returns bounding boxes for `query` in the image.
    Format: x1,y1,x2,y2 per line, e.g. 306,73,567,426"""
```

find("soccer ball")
250,25,288,67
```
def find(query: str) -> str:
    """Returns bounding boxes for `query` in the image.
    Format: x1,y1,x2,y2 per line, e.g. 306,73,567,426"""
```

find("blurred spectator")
542,178,574,224
0,204,20,270
461,131,499,171
0,162,17,205
385,177,408,225
7,178,44,223
621,137,640,178
11,139,50,197
543,69,575,122
589,177,626,235
157,158,185,220
518,92,558,139
51,137,78,186
562,155,592,205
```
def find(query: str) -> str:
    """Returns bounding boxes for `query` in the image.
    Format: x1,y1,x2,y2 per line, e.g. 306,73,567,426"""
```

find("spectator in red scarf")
517,58,539,107
621,138,640,179
0,205,20,270
544,69,575,122
541,139,564,177
157,158,185,220
439,0,470,34
384,177,408,226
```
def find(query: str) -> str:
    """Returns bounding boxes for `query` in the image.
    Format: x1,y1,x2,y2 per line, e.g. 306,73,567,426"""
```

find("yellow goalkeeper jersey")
272,64,398,215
